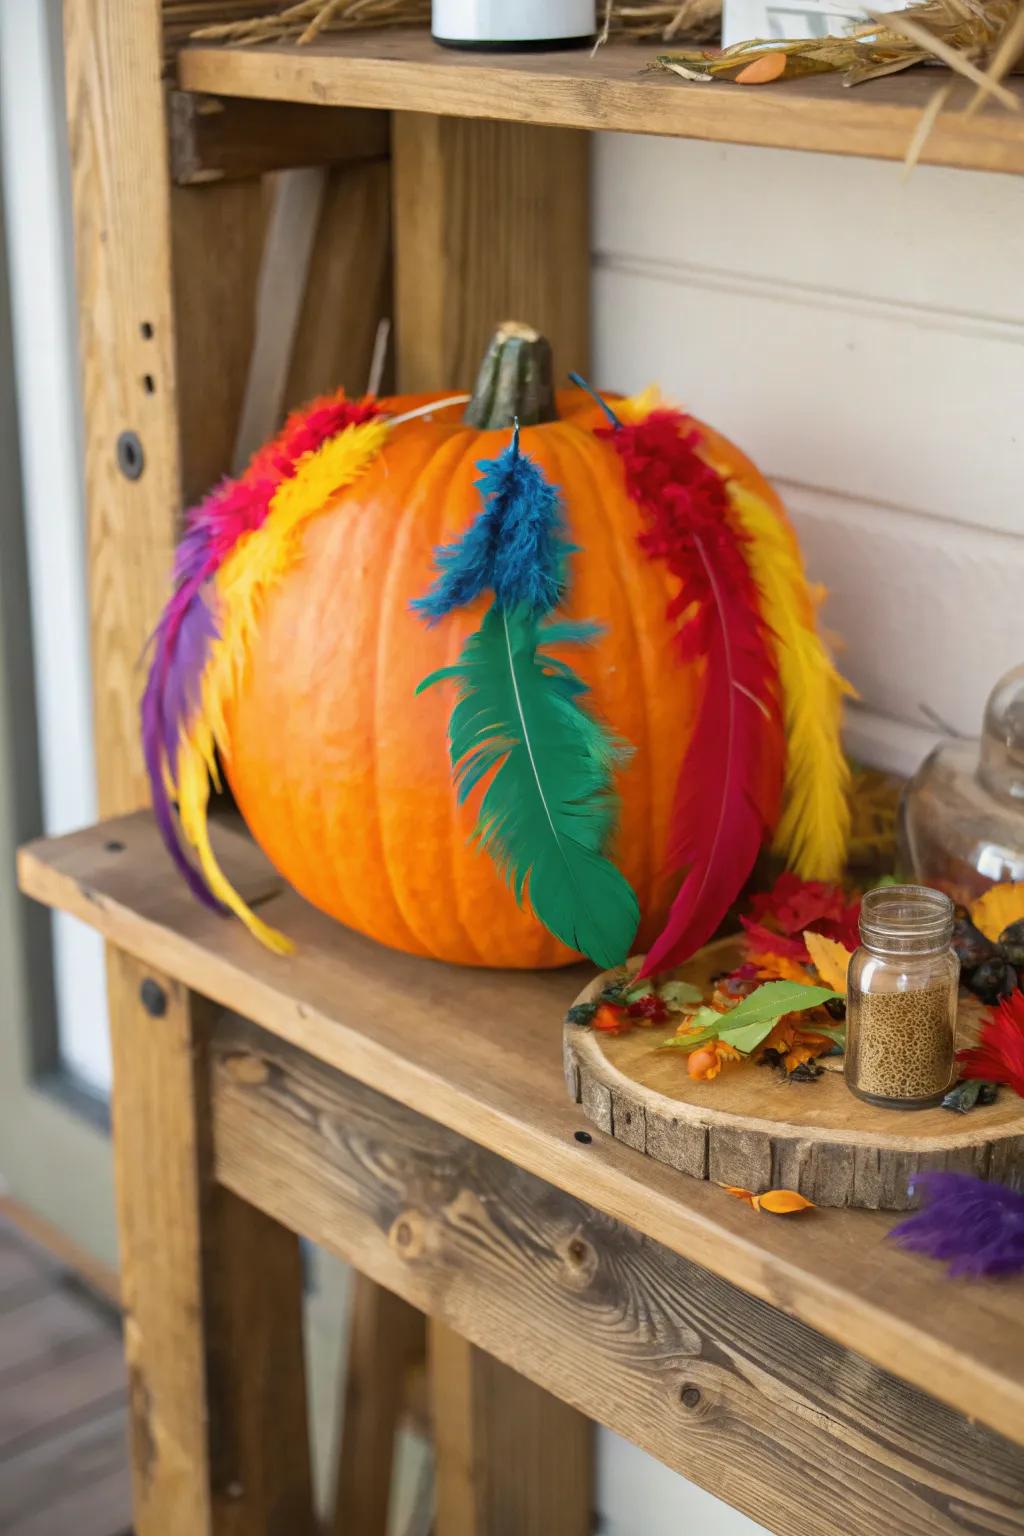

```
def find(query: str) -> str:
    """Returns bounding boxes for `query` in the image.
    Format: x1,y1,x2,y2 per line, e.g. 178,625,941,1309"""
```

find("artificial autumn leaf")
970,882,1024,944
687,1041,741,1080
592,1003,632,1035
723,1185,815,1214
749,950,814,985
756,1190,815,1214
658,979,703,1009
957,989,1024,1098
803,929,852,994
660,979,840,1055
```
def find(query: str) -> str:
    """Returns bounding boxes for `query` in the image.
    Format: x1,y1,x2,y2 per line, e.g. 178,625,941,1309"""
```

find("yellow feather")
171,417,390,951
728,483,854,881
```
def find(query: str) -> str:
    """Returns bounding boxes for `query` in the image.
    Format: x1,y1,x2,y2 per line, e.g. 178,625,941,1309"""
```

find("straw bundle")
658,0,1024,101
182,0,721,47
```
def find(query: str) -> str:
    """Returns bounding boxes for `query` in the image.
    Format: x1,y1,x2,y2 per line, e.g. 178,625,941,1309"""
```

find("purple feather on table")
889,1172,1024,1278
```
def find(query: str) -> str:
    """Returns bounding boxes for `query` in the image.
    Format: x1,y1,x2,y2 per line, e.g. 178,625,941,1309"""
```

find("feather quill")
728,484,852,881
600,409,784,976
418,604,639,969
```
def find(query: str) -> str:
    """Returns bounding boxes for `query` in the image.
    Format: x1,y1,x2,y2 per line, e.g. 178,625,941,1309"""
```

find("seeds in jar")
848,983,955,1102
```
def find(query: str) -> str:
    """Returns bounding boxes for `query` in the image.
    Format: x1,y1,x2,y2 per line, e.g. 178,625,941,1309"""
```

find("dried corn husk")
657,0,1024,103
179,0,721,48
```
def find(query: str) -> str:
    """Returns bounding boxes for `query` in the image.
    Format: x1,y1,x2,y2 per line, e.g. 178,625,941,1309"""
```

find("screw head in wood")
117,430,145,481
140,978,167,1017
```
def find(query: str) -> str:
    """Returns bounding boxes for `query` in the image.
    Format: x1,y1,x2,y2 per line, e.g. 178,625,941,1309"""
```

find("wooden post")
391,114,590,392
429,1320,593,1536
391,109,595,1535
65,6,312,1531
109,951,313,1533
331,1275,426,1535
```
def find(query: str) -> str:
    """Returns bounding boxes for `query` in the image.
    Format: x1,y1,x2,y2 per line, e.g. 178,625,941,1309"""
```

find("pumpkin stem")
464,321,557,430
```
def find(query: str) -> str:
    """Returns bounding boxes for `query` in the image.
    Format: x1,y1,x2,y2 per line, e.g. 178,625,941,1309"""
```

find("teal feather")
418,604,639,969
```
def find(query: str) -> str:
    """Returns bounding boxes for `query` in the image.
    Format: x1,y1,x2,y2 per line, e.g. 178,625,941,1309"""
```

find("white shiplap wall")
591,132,1024,1535
593,133,1024,776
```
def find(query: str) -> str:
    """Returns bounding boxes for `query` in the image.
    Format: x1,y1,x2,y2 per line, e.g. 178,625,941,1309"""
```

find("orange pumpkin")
218,326,800,969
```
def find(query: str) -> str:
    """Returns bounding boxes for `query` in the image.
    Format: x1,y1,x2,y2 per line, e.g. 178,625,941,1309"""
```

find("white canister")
432,0,596,49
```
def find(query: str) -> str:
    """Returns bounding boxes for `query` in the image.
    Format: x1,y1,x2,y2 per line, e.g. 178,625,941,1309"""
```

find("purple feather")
889,1172,1024,1278
141,554,224,911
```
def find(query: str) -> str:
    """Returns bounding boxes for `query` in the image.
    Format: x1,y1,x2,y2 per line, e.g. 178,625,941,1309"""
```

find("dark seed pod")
997,919,1024,969
951,916,998,971
966,957,1018,1005
824,997,847,1021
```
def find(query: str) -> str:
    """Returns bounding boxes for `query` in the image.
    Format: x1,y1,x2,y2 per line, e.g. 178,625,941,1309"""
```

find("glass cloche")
899,664,1024,907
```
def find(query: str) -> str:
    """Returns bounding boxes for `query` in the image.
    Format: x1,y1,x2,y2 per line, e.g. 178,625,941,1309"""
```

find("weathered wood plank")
169,92,387,185
18,812,1024,1448
209,1013,1024,1536
178,33,1024,178
391,113,589,392
107,951,314,1534
429,1321,592,1536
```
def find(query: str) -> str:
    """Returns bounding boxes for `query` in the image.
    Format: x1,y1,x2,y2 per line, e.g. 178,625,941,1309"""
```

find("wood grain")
565,942,1024,1209
391,113,589,392
330,1274,425,1536
168,92,387,185
106,951,314,1534
64,0,185,817
18,813,1024,1447
178,31,1024,178
429,1321,592,1536
284,156,392,406
209,1013,1024,1536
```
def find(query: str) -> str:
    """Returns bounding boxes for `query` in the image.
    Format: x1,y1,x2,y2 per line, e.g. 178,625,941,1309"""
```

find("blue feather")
413,425,571,622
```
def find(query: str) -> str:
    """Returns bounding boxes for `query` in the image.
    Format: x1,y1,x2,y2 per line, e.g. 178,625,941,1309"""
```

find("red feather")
601,409,784,975
958,989,1024,1098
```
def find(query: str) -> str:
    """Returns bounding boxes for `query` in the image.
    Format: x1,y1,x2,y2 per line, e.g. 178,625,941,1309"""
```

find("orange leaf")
756,1189,816,1214
723,1185,758,1207
970,882,1024,943
735,52,787,84
592,1003,631,1034
750,950,812,985
803,929,852,994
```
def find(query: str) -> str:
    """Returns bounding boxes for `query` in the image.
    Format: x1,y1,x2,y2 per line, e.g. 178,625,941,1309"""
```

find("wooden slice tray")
564,938,1024,1210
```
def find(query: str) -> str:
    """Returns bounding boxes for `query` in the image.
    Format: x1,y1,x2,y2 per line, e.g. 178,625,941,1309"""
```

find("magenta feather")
889,1172,1024,1277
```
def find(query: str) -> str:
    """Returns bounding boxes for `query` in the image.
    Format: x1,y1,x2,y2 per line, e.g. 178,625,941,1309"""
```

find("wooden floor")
0,1213,131,1536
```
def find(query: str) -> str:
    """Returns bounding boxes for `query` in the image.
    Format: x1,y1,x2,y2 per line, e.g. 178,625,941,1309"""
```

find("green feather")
418,603,639,969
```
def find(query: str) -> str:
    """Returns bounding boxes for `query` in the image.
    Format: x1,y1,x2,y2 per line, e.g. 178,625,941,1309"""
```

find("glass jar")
899,663,1024,908
845,885,960,1110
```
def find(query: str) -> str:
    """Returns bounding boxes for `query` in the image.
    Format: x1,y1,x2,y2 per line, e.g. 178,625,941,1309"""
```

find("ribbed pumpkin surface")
223,391,792,968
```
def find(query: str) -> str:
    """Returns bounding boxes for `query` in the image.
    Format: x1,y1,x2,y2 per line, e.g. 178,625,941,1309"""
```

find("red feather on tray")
601,409,785,977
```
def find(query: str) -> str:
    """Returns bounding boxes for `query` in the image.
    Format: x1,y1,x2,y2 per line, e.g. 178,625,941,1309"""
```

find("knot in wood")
222,1052,271,1086
389,1209,429,1262
679,1384,702,1410
559,1227,598,1289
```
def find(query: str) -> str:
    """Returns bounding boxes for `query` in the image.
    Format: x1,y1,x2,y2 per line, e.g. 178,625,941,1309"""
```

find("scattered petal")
756,1190,816,1214
735,51,788,83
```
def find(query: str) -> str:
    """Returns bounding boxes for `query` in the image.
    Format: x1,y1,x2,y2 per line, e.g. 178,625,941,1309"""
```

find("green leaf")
714,980,841,1031
658,979,703,1008
657,981,842,1056
419,602,639,970
658,1006,723,1052
718,1017,778,1055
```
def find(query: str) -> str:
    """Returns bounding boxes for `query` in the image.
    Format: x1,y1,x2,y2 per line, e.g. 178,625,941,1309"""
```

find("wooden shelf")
18,811,1024,1450
178,29,1024,175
